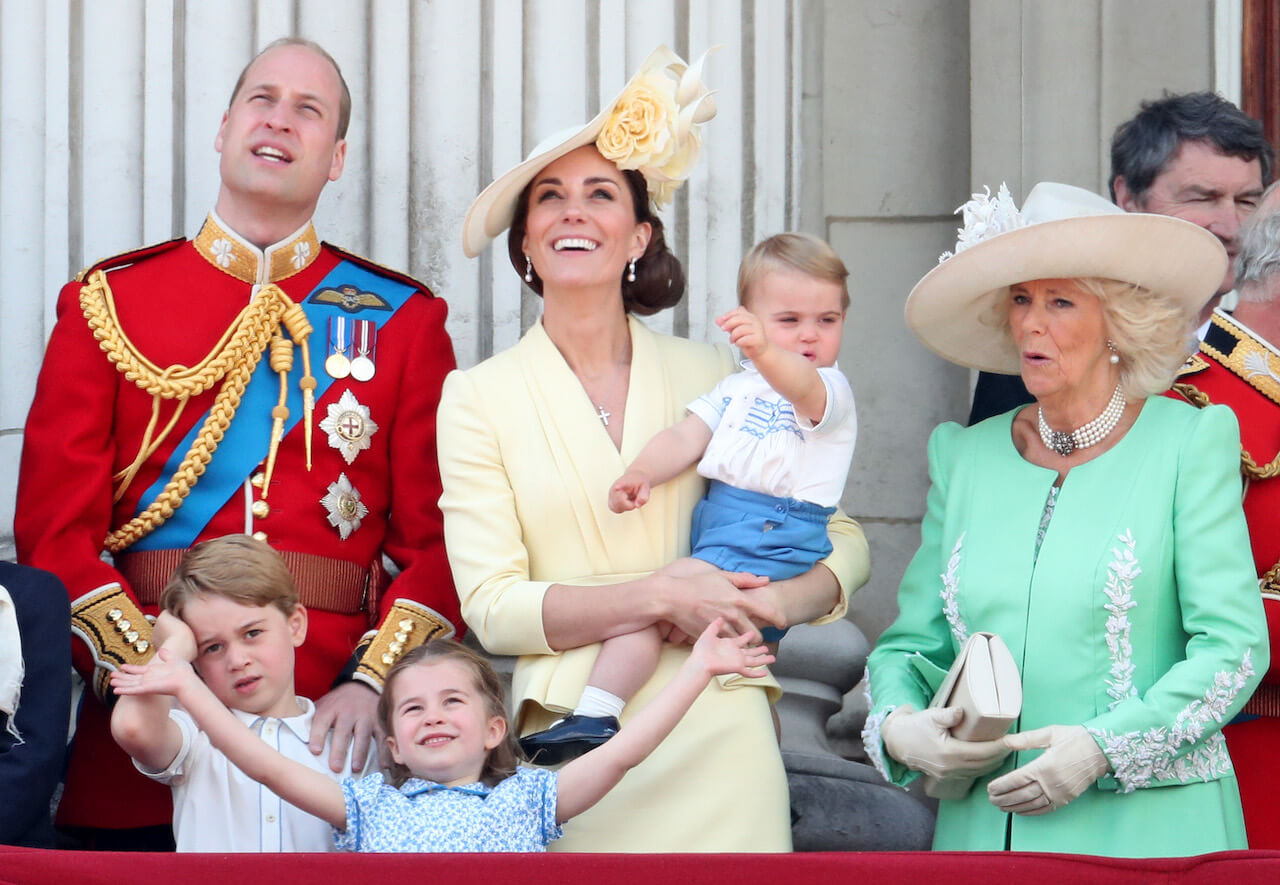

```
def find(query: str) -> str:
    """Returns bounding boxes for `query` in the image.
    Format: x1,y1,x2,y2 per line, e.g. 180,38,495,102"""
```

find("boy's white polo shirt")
136,697,373,852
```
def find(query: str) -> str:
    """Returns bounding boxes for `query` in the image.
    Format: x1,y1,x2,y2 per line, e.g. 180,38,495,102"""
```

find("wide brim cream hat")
905,181,1228,374
462,45,717,258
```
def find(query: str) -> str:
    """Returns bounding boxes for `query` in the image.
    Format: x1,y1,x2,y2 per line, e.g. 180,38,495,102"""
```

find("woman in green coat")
863,182,1268,856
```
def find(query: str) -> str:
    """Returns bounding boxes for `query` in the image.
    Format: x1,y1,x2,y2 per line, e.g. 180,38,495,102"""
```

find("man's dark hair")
1108,92,1274,202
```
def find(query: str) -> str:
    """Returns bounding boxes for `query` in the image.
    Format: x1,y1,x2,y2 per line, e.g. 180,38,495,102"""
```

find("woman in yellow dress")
438,47,870,851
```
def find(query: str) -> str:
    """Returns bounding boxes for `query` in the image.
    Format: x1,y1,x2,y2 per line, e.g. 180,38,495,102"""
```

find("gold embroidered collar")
193,212,321,285
1201,309,1280,406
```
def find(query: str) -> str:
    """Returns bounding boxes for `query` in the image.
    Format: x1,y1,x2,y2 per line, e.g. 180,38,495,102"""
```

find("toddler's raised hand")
609,469,652,512
689,618,775,679
717,307,768,361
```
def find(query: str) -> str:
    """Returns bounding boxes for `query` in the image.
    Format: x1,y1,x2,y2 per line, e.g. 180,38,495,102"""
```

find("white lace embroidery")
1103,530,1140,708
860,684,895,785
1089,650,1254,793
939,533,967,645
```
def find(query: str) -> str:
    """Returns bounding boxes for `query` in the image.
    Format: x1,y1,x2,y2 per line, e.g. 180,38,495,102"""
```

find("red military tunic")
16,213,461,831
1171,309,1280,848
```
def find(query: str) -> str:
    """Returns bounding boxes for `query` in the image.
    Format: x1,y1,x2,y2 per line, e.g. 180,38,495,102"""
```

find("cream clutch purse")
922,631,1022,798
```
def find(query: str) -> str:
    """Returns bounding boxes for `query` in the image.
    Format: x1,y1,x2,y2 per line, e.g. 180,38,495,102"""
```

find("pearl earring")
1107,339,1120,365
524,255,533,283
628,257,637,283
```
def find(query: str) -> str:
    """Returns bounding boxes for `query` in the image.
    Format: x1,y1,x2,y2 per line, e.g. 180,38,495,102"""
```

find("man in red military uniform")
16,37,460,848
1172,183,1280,848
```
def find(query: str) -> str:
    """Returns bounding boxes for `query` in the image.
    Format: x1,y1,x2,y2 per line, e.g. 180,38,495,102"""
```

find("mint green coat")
864,397,1268,856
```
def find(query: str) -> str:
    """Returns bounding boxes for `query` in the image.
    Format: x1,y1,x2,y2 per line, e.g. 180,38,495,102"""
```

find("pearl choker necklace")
1037,385,1125,457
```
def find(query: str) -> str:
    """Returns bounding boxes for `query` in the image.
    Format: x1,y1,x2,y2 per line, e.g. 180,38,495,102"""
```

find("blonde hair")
988,277,1193,399
160,534,298,618
377,640,521,788
738,232,850,309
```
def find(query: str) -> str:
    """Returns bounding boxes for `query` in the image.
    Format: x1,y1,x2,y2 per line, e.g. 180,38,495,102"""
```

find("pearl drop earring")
525,255,533,283
628,258,637,283
1107,338,1120,365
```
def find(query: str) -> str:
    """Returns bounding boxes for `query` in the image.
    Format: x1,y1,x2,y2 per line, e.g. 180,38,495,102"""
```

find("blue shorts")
690,480,836,641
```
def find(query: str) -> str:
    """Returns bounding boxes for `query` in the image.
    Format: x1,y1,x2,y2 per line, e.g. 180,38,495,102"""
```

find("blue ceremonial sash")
126,261,417,551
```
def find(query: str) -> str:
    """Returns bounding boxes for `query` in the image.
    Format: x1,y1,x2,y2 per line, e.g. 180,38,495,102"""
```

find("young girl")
111,615,771,852
520,233,856,765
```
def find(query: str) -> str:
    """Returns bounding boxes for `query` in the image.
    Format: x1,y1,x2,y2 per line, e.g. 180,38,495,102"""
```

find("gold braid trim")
1172,381,1280,481
1171,382,1210,409
80,272,306,552
1242,448,1280,481
1262,561,1280,601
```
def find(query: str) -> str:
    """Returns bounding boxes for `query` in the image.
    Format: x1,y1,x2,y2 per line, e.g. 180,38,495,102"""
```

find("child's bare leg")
586,625,664,703
519,628,663,765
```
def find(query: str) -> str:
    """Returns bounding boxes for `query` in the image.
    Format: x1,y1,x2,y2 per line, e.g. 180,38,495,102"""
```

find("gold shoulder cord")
81,270,314,552
1173,380,1280,481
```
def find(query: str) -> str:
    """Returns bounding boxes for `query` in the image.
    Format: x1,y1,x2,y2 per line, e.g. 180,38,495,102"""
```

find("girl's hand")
151,610,198,662
688,618,775,678
609,469,652,512
717,307,769,361
110,647,199,699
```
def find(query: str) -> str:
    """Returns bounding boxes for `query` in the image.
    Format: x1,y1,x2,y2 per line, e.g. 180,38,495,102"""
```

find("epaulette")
323,242,437,299
1177,351,1211,378
74,237,187,283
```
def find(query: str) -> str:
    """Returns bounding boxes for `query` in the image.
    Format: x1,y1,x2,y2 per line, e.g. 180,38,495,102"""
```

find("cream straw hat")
905,182,1227,373
462,45,717,258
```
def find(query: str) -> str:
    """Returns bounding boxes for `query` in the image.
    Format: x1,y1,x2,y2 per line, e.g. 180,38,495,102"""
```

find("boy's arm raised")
109,612,197,771
112,647,349,830
553,620,773,822
719,307,828,423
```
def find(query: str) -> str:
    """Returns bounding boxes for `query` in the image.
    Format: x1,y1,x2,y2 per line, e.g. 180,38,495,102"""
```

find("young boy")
520,232,857,764
110,534,372,851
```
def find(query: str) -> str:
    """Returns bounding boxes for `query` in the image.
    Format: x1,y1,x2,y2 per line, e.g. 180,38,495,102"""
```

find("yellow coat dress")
437,316,870,851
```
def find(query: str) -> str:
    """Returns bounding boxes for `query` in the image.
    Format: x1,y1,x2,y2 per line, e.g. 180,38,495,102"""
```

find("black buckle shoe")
519,714,621,765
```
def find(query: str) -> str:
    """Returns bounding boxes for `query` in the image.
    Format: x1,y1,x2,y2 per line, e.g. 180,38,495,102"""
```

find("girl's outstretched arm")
112,647,349,830
553,619,774,822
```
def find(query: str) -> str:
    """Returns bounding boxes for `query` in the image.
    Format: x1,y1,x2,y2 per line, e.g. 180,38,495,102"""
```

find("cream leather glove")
880,705,1012,780
987,725,1109,815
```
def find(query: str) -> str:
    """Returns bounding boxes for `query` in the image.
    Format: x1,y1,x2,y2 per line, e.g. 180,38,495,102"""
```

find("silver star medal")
320,472,368,540
320,389,379,464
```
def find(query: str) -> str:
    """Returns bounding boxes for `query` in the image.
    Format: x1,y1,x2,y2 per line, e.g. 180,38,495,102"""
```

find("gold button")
398,619,415,632
135,640,150,654
388,641,403,655
394,631,408,644
107,609,123,622
252,500,270,519
251,473,266,489
381,653,395,665
252,531,268,542
124,630,139,643
116,619,131,633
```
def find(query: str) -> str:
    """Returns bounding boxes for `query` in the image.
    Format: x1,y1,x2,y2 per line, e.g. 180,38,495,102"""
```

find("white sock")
573,686,625,719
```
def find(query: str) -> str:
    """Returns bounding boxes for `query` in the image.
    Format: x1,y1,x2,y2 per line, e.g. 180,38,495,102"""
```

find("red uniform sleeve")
16,280,153,693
